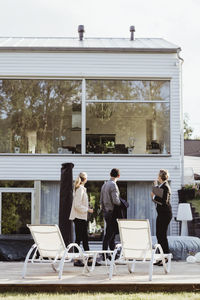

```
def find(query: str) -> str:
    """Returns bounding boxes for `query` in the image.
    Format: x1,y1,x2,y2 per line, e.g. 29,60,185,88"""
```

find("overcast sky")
0,0,199,137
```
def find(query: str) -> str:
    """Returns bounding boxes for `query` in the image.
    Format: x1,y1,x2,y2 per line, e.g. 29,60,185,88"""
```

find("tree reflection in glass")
86,80,169,101
0,79,82,153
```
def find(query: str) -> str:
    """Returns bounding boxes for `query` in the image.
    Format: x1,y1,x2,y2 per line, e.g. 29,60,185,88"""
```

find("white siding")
0,51,181,235
0,155,181,181
0,52,179,77
184,156,200,174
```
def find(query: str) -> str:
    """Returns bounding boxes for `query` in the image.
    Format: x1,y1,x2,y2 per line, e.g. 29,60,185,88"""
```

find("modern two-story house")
0,26,183,238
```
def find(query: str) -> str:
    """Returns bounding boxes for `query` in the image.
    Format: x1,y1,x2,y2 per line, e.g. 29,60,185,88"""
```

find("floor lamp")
177,203,193,236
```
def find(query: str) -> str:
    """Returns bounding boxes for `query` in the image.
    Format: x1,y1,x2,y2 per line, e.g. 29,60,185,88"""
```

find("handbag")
152,186,164,198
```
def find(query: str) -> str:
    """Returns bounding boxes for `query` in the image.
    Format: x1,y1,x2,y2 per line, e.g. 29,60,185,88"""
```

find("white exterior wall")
184,156,200,175
0,51,182,235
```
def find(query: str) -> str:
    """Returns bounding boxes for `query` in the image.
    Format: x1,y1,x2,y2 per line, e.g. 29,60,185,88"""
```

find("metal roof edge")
0,46,180,53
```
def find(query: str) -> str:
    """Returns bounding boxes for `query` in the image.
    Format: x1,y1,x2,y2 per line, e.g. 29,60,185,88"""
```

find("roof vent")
78,25,85,41
130,26,135,41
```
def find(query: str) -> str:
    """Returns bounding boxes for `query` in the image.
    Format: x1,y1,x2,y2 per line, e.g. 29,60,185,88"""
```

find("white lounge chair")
22,224,89,279
109,219,172,281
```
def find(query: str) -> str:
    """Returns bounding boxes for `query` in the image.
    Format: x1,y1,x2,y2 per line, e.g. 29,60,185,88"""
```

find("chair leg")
166,253,172,273
51,262,59,272
109,248,117,280
22,244,37,279
149,250,156,281
149,259,153,281
128,260,135,273
58,249,68,279
90,253,98,272
83,256,90,274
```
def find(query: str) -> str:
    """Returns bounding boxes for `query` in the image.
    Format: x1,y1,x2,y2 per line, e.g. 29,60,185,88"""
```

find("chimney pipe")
130,26,135,41
78,25,85,41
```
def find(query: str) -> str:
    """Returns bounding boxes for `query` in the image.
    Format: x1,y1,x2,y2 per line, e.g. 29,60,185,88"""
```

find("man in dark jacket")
100,168,121,252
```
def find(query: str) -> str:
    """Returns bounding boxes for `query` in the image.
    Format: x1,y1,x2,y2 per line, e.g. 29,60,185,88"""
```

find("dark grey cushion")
152,236,200,260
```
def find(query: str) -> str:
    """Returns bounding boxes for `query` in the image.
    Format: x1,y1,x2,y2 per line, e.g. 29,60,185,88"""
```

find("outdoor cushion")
152,236,200,260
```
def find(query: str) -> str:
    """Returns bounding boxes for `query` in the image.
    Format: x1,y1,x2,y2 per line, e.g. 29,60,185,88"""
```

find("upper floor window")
0,79,82,154
86,79,170,155
0,78,170,155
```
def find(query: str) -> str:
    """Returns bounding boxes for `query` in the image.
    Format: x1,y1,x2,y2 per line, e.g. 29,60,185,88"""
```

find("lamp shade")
177,203,193,221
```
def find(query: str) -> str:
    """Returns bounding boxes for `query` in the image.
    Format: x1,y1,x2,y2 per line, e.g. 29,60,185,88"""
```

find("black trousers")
102,211,116,251
156,213,172,254
73,218,89,252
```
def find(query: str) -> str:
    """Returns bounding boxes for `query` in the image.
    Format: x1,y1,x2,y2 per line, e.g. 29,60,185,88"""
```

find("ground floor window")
0,181,35,234
40,181,127,241
0,182,35,235
0,180,159,236
1,192,31,234
86,181,127,241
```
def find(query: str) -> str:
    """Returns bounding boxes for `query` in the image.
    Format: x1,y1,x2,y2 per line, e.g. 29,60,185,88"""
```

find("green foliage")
2,193,31,234
86,181,127,239
184,113,193,139
184,184,196,190
87,181,104,230
188,199,200,215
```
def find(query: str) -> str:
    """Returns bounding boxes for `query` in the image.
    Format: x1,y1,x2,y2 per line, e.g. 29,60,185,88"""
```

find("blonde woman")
69,172,93,267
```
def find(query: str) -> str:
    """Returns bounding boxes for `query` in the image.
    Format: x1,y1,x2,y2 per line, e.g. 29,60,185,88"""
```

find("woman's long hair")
74,172,87,191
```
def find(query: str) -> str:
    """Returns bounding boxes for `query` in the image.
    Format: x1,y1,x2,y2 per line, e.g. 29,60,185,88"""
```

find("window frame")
85,78,171,156
0,77,171,156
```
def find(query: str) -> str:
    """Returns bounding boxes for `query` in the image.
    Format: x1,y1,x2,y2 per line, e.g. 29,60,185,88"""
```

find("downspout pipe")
177,47,184,187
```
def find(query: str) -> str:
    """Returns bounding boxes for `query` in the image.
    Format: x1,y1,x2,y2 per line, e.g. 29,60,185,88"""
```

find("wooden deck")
0,261,200,292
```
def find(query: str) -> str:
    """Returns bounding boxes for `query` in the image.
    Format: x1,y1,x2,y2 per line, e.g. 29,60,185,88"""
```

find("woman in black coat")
151,169,172,265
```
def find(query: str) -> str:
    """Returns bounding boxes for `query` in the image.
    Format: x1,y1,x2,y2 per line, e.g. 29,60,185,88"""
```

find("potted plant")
178,184,196,203
105,141,114,149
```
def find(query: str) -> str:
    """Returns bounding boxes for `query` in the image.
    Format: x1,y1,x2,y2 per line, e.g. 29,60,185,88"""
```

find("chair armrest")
66,243,84,255
154,243,164,255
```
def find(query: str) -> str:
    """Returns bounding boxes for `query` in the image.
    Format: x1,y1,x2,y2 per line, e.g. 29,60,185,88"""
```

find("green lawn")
0,293,200,300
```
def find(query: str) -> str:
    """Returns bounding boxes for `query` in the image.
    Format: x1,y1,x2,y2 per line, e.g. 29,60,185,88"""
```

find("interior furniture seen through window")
0,78,170,155
86,79,170,154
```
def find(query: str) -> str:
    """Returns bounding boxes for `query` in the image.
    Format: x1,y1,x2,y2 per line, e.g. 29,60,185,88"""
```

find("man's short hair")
110,168,120,178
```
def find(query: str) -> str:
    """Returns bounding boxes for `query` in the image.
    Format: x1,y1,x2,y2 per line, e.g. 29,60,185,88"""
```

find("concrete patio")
0,261,200,293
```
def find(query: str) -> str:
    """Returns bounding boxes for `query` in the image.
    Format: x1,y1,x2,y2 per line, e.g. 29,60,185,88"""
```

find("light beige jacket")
69,185,89,221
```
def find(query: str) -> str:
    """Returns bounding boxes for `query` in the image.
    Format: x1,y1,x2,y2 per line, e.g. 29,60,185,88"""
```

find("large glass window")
86,80,170,155
0,79,82,154
0,78,170,155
